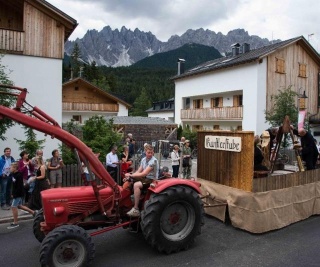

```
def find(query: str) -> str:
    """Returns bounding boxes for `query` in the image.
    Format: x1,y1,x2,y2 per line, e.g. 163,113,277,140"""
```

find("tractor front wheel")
33,209,45,243
40,225,95,267
141,185,204,254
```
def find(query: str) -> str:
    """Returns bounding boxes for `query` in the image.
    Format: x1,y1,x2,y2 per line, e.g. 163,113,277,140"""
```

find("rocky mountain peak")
65,27,280,67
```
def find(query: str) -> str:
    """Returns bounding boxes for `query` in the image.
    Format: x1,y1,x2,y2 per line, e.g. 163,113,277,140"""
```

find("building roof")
63,77,132,108
32,0,78,41
105,116,176,125
146,98,175,113
172,36,320,80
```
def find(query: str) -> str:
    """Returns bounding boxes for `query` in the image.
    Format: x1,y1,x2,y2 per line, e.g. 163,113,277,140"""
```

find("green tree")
0,54,14,140
60,120,83,164
131,87,151,116
14,127,45,158
265,85,298,126
181,125,197,149
71,42,82,78
82,115,123,161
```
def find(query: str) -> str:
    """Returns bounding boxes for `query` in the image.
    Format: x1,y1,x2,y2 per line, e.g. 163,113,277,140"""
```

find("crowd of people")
0,147,63,229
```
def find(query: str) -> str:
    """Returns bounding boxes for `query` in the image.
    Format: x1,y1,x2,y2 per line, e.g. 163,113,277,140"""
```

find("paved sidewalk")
0,207,33,224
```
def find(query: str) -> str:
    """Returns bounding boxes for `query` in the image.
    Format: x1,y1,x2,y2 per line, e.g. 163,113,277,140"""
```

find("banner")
298,110,306,129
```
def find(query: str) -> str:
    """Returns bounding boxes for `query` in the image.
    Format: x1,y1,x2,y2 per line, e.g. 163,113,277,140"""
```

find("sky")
49,0,320,51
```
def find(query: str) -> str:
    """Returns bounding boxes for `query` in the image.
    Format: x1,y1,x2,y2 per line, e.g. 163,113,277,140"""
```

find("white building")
172,37,320,136
146,98,174,122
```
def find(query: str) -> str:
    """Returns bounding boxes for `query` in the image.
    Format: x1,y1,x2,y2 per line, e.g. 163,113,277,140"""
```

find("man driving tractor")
123,144,158,217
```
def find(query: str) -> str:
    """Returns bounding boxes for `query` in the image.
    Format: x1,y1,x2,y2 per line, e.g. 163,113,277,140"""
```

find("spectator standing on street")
182,140,192,179
0,147,15,210
47,149,64,188
171,145,180,178
28,156,50,210
18,151,34,204
106,145,119,181
129,138,135,158
7,162,37,229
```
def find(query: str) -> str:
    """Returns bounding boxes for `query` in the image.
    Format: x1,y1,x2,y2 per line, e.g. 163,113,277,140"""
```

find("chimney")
231,43,240,56
242,43,250,53
177,58,185,75
70,68,74,80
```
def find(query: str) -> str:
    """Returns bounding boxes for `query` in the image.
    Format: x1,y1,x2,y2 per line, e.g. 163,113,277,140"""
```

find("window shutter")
233,95,239,107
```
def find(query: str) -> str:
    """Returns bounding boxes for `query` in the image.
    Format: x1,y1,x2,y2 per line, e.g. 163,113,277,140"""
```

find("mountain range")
65,27,280,67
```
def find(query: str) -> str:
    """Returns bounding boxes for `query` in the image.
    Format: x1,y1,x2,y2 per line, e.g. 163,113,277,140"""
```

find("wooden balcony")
63,102,119,112
0,28,24,53
181,106,243,120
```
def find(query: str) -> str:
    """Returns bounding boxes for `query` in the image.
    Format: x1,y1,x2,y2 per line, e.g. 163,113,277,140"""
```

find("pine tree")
71,42,82,78
14,127,45,158
0,54,14,140
131,88,151,116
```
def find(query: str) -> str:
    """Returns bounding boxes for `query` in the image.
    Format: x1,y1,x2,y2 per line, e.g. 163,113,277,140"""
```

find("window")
193,99,203,109
193,125,203,131
74,86,79,91
211,97,223,107
276,57,285,73
72,115,82,123
185,98,190,109
299,63,307,78
233,95,243,106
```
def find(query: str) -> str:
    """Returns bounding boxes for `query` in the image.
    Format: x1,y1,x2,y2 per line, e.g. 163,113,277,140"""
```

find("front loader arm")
0,85,120,212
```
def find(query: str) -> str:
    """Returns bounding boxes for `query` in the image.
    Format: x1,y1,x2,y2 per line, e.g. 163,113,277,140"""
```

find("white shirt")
171,150,180,166
106,152,119,167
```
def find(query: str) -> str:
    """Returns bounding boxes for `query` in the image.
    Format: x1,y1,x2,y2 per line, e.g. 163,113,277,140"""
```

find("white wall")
2,54,62,159
175,61,270,135
118,103,129,116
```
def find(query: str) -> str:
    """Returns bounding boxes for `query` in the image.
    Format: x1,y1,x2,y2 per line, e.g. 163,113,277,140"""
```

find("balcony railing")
63,102,119,112
181,106,243,120
0,28,24,52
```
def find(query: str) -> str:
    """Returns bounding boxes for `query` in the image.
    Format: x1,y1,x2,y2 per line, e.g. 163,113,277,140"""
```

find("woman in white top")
171,145,180,178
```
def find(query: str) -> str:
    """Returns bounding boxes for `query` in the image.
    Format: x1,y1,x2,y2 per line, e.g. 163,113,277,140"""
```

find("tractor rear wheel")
40,225,95,267
141,185,204,254
33,209,45,243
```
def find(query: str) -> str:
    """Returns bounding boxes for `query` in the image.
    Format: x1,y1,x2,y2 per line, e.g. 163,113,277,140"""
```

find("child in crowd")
7,162,37,229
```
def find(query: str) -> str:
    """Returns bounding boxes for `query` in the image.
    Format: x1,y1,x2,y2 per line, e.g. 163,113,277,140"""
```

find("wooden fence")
60,164,83,187
252,168,320,192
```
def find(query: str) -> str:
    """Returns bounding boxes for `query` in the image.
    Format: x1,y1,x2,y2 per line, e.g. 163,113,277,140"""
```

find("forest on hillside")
63,43,222,116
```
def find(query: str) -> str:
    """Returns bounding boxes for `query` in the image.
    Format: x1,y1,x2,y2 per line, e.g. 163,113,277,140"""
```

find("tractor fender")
148,178,201,195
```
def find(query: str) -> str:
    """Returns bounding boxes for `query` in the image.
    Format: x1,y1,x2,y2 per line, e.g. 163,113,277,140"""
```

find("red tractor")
0,85,204,266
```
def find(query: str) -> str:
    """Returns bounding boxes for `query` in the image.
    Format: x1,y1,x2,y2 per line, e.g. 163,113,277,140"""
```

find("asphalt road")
1,214,320,267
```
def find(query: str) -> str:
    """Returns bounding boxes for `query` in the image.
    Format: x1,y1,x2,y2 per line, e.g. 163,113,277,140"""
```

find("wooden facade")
197,131,254,191
62,78,130,112
181,106,243,120
0,0,77,58
266,40,320,115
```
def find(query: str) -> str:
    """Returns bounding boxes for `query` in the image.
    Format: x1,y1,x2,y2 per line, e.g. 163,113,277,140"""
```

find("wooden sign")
205,135,241,152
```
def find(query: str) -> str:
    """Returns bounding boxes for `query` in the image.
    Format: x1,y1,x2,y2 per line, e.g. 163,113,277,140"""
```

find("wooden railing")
0,28,24,52
181,106,243,120
62,102,119,112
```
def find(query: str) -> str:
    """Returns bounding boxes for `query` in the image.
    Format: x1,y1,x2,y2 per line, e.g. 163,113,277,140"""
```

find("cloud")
50,0,320,51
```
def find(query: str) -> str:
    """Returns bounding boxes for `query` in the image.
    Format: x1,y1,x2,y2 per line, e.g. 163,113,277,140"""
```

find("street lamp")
298,90,308,109
308,33,314,42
